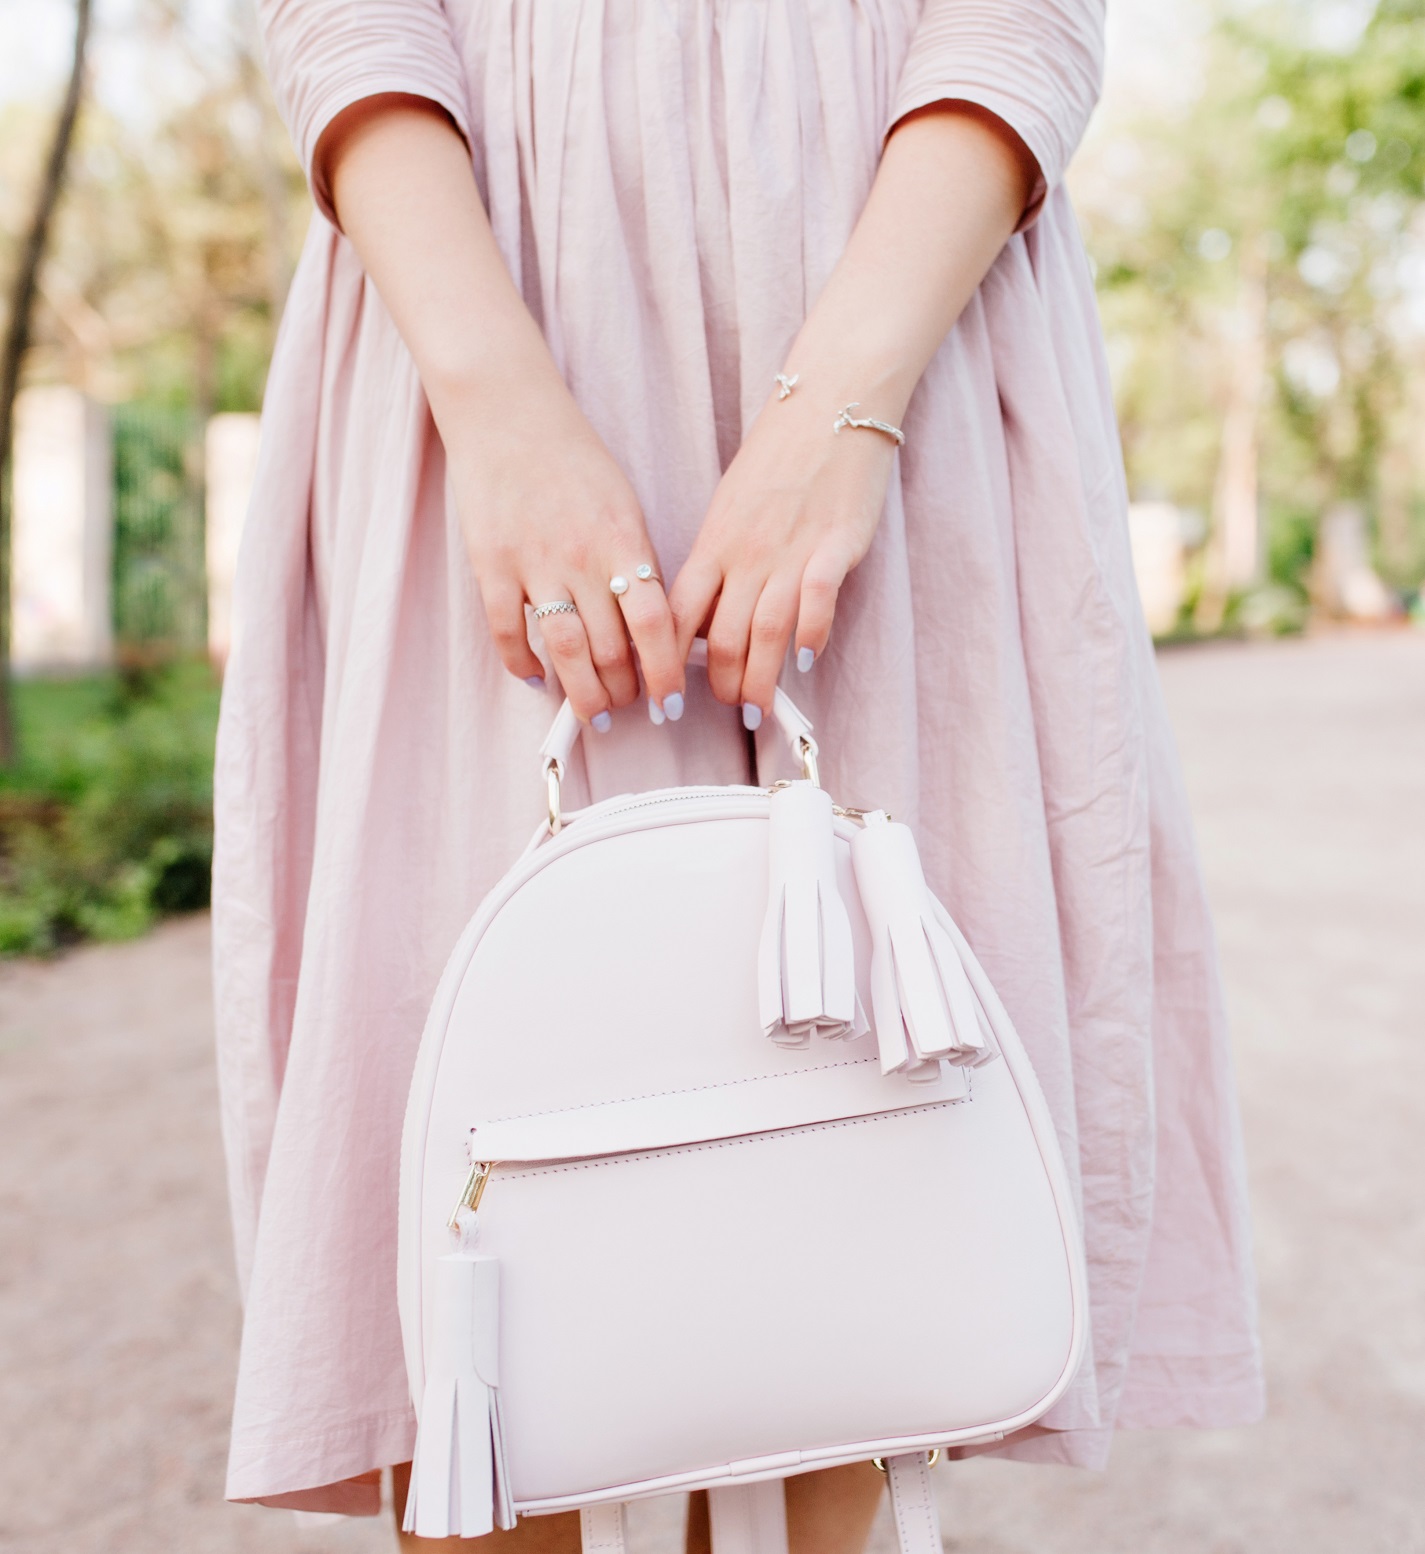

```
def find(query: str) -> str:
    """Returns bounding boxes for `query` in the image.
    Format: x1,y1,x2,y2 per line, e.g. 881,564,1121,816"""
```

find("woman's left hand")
668,386,898,726
668,104,1036,726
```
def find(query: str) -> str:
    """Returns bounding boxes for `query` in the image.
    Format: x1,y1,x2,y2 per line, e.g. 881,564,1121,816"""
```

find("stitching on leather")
477,1064,975,1130
478,1055,890,1125
579,1506,625,1553
495,1099,969,1180
890,1460,939,1554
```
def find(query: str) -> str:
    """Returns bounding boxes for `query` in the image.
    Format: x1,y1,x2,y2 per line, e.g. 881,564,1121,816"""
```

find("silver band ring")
635,564,662,584
532,600,578,620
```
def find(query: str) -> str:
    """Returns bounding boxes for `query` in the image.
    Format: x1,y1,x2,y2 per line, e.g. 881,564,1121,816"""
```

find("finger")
572,580,640,709
703,574,763,716
614,568,684,716
529,588,612,726
482,578,547,685
666,551,725,667
740,570,800,717
795,544,851,672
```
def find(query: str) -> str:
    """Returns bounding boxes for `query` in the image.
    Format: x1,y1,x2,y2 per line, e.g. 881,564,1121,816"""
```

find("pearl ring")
610,565,662,597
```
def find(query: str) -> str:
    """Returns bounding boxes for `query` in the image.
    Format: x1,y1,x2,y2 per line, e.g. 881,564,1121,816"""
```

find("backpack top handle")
537,639,821,831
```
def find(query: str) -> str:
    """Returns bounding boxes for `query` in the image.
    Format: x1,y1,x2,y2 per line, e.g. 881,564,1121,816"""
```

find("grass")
0,661,220,955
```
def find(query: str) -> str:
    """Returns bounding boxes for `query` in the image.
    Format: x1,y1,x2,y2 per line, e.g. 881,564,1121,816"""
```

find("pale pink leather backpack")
398,648,1087,1554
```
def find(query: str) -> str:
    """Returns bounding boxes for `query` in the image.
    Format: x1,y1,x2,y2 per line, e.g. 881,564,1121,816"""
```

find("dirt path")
2,632,1422,1553
909,632,1425,1554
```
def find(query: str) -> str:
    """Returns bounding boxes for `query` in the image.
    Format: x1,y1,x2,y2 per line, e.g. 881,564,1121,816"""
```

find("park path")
1,632,1422,1554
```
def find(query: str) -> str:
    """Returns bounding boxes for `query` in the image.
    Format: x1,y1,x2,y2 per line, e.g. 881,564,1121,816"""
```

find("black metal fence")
111,404,207,660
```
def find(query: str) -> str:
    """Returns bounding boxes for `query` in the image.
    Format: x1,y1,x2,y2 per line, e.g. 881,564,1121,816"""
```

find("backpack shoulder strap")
577,1455,940,1554
579,1502,628,1554
708,1481,790,1554
885,1453,943,1554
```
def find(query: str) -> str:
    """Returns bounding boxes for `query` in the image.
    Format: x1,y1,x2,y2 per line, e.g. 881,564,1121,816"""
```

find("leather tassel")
850,811,999,1082
404,1256,515,1538
757,781,861,1046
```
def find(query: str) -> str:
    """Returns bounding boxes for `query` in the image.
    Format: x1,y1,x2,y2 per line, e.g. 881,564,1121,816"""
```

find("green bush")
0,662,219,955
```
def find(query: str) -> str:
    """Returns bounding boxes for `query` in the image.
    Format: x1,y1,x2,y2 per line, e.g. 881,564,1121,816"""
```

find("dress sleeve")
888,0,1105,228
258,0,472,225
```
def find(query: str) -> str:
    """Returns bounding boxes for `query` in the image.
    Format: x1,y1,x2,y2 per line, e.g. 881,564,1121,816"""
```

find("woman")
215,2,1264,1549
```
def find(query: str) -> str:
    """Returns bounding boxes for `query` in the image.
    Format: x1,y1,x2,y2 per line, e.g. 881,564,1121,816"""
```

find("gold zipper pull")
448,1159,496,1231
770,780,890,824
832,804,892,824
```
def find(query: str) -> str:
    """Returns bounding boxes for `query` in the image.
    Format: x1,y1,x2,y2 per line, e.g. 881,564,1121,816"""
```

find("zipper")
567,783,884,829
446,1066,945,1230
447,1158,497,1230
568,784,767,827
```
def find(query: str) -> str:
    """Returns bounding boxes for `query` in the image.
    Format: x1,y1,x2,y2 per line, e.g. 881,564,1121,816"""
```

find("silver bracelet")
774,373,906,447
833,402,906,447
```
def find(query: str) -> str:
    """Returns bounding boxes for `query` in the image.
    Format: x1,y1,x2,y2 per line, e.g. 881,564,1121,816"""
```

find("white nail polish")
796,647,815,673
592,710,613,733
525,674,547,689
648,696,666,726
742,703,763,731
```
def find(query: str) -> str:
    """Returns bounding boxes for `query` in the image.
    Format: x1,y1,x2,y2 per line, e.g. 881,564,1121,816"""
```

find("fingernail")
648,696,666,726
742,703,763,731
592,710,612,733
524,674,546,689
663,691,684,721
796,647,815,673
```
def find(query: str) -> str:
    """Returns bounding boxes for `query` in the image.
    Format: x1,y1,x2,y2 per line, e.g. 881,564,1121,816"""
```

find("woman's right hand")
441,380,686,727
325,97,685,726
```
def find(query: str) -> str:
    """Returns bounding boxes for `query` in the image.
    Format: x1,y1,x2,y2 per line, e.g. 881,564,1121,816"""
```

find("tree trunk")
0,0,94,765
1196,239,1268,633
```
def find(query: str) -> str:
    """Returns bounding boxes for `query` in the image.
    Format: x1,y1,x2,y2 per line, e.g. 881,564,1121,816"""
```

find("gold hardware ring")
872,1450,941,1473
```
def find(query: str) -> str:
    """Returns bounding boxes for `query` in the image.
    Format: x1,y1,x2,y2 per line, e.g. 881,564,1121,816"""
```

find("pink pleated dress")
215,0,1264,1514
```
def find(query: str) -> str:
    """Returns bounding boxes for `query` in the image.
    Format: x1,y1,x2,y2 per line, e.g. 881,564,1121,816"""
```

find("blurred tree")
1076,0,1425,624
0,0,308,669
0,0,93,765
25,0,308,413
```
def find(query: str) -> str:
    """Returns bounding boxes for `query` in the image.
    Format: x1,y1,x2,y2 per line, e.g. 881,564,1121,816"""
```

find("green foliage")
0,663,219,955
1079,0,1425,592
1266,503,1318,589
1,10,308,414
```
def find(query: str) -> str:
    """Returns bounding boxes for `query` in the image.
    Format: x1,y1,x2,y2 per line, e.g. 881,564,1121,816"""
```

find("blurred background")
0,2,1421,1552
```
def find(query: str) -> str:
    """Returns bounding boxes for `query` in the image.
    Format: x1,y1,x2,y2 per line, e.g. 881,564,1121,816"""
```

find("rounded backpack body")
398,650,1087,1554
